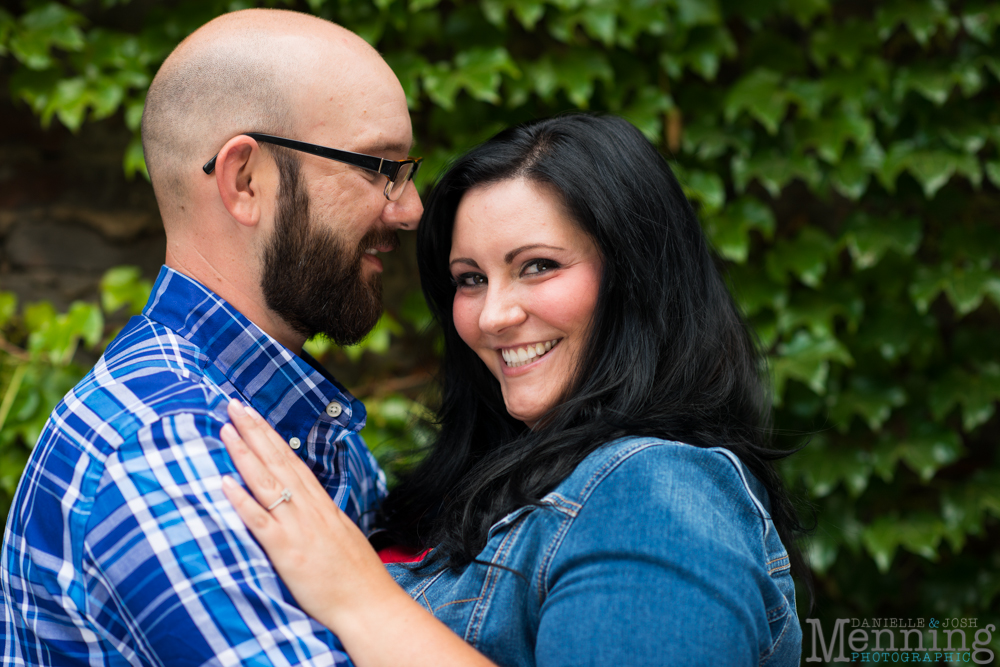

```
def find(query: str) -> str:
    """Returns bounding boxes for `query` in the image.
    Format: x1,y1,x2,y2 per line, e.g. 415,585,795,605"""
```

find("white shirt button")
325,402,343,418
289,437,301,450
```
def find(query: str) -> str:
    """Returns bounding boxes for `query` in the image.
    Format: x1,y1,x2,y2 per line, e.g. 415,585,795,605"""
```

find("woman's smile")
499,339,561,370
449,178,602,426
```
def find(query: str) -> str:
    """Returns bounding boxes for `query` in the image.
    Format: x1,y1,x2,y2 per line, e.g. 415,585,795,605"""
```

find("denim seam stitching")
536,508,575,603
410,569,448,601
538,438,668,599
434,596,482,611
540,492,581,516
466,516,524,646
766,554,791,575
758,597,794,667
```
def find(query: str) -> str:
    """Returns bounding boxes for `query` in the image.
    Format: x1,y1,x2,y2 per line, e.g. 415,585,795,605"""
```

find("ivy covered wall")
1,0,999,661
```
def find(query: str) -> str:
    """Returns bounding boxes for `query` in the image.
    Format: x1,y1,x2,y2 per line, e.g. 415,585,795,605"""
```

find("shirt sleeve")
83,412,352,667
533,446,797,667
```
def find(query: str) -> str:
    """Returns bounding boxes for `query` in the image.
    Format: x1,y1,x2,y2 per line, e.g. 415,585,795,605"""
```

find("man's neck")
164,247,305,355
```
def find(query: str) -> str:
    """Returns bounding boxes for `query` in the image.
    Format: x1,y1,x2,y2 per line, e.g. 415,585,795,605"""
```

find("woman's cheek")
452,293,482,349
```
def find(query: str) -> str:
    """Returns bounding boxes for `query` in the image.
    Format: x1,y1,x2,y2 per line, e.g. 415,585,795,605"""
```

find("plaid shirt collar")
144,266,367,444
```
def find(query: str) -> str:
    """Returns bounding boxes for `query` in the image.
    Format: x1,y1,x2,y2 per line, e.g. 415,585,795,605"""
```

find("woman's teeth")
501,340,559,368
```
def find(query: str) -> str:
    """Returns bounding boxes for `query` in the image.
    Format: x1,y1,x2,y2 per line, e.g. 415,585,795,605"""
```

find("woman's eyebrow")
504,244,565,264
449,257,480,269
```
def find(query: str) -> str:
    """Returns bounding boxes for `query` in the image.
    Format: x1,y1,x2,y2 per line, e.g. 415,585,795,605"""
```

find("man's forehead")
297,79,412,156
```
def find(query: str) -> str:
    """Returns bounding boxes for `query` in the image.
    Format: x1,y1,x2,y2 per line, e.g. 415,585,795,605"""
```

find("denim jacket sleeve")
533,440,800,667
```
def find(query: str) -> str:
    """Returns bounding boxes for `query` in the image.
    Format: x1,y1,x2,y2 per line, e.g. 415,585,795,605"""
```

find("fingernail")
221,475,237,489
220,423,236,439
229,399,246,417
245,405,261,421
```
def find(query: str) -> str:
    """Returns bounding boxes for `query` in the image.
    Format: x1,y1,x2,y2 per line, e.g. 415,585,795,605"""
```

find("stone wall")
0,62,166,311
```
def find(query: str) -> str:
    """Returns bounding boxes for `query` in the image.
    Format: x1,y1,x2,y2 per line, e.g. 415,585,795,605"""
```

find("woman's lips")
500,339,561,368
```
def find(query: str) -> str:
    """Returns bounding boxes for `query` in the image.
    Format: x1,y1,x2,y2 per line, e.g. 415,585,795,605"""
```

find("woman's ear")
214,135,267,228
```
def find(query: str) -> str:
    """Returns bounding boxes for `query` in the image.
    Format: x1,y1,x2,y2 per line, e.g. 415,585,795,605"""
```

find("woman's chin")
502,399,551,430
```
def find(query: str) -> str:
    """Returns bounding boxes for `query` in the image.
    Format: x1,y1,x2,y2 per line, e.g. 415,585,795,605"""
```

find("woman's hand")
219,399,393,634
219,399,496,667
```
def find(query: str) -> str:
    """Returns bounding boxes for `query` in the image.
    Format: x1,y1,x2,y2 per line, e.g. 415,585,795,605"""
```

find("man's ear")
214,135,269,228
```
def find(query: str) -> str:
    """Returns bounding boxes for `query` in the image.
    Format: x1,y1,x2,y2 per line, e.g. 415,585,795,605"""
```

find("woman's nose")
478,285,527,334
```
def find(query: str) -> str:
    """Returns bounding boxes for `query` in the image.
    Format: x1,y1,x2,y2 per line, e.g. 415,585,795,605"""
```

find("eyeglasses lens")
387,162,414,201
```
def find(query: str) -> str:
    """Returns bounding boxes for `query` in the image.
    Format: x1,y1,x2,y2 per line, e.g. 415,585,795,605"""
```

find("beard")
260,153,399,346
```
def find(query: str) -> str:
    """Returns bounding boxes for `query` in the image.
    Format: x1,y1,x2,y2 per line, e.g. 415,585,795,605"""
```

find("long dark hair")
381,113,809,588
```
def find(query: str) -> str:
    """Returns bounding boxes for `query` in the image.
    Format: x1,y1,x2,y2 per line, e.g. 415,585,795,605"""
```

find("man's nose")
382,181,424,230
479,285,527,335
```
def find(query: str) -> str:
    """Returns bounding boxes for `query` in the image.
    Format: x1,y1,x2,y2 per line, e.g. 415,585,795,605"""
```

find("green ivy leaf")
23,302,56,334
810,18,879,69
863,513,944,573
840,212,922,269
617,0,669,47
340,313,405,361
731,149,822,198
123,133,148,181
409,0,440,12
876,0,958,47
771,330,853,398
852,300,936,363
961,3,1000,44
620,85,673,144
701,196,776,263
723,68,789,135
398,290,434,331
681,119,751,161
100,266,152,316
726,263,788,316
0,9,16,58
678,167,726,214
899,149,981,198
660,25,736,81
528,49,612,108
673,0,721,28
766,227,835,287
897,423,963,482
784,436,872,498
828,375,907,432
829,141,885,200
8,2,86,70
797,105,874,163
893,65,955,105
928,365,1000,432
0,293,17,329
385,51,429,109
776,282,864,338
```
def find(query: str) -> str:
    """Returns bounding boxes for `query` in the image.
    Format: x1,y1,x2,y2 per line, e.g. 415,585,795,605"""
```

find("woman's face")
449,178,602,427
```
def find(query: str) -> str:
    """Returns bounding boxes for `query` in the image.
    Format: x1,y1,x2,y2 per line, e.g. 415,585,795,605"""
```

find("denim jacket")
387,437,801,666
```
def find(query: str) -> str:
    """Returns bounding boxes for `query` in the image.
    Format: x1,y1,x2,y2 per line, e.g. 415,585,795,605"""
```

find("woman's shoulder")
550,436,771,522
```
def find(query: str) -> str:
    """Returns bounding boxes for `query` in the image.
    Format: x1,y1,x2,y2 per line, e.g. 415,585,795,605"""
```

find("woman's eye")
455,273,487,288
522,259,559,276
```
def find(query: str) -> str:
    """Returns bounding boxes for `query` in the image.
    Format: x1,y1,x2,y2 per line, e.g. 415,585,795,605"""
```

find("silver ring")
266,488,293,511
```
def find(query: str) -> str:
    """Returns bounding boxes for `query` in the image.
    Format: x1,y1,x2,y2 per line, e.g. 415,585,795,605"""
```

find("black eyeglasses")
202,133,422,201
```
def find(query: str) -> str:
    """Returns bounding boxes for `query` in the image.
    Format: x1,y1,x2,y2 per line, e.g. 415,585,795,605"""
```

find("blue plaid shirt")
1,266,386,666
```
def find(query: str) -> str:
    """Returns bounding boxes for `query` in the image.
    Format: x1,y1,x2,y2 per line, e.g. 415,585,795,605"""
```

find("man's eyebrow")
449,257,480,270
357,140,413,156
504,244,564,265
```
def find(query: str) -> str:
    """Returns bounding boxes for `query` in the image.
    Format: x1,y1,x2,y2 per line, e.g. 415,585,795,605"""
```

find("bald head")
142,9,391,217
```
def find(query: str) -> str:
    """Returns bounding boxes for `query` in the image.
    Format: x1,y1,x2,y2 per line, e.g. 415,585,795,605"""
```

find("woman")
220,114,806,666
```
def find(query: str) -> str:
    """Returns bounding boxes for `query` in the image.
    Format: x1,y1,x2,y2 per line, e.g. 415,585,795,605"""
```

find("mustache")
357,227,401,254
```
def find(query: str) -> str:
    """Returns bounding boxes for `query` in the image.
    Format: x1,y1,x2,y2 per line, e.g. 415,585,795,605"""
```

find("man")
1,8,422,665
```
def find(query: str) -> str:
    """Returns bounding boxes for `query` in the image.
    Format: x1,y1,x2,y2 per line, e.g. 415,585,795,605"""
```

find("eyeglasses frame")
201,132,422,201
